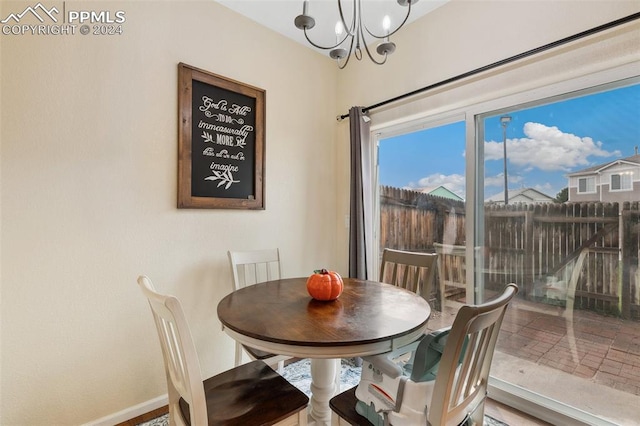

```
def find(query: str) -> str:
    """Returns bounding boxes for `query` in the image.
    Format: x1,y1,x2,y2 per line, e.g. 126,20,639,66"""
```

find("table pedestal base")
309,358,339,425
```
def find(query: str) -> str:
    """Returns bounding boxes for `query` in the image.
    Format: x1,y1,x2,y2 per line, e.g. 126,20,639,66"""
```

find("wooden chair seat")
242,345,278,360
328,387,370,426
178,360,309,425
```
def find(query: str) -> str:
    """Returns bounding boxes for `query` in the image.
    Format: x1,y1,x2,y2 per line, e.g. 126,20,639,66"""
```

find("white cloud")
484,174,504,187
407,173,465,197
484,173,523,188
533,182,557,197
485,122,621,172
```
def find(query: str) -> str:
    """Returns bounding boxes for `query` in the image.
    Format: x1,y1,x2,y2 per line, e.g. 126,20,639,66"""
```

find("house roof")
567,154,640,177
485,187,554,203
420,185,464,201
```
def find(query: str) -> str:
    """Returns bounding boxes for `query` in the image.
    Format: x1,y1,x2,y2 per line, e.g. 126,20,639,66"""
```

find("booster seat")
354,328,469,425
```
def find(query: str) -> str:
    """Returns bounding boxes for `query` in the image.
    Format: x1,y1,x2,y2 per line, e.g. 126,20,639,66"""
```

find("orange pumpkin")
306,269,344,301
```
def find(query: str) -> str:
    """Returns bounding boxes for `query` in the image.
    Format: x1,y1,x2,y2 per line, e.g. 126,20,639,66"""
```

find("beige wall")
0,1,339,424
1,0,639,424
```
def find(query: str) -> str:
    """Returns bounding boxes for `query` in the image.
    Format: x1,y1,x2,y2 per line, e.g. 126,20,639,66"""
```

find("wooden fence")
379,186,640,320
379,186,465,251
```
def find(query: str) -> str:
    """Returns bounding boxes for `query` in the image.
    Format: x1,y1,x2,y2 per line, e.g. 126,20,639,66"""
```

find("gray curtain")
348,107,373,280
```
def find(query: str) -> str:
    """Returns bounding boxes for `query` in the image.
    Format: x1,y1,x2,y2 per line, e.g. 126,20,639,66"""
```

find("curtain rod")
338,11,640,121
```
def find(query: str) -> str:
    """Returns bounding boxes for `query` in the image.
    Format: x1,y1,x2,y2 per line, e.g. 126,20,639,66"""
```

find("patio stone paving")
500,298,640,396
427,296,640,397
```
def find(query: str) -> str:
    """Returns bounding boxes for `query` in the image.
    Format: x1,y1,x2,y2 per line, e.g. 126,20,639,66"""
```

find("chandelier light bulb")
383,15,391,40
335,21,344,43
382,15,391,31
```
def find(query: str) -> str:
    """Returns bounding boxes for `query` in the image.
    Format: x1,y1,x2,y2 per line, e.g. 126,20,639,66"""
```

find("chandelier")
294,0,417,69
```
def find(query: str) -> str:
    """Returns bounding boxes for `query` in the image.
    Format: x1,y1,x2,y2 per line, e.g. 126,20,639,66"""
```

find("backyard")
380,186,640,423
426,297,640,425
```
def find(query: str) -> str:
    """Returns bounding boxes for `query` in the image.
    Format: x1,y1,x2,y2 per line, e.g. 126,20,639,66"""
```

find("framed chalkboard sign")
178,63,265,209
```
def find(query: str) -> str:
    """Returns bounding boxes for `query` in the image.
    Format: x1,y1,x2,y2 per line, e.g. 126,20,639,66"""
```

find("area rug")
139,358,508,425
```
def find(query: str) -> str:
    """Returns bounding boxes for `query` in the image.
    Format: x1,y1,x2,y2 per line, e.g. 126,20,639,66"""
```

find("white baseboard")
82,394,168,426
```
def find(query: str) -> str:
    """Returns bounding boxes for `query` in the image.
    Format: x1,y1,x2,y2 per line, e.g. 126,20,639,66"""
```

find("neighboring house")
567,153,640,203
485,187,554,205
420,185,464,201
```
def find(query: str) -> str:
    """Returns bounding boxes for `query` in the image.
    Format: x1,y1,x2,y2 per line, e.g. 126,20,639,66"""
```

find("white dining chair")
434,242,467,311
379,248,438,301
353,248,437,372
228,248,342,392
136,275,309,426
330,283,518,426
228,248,292,372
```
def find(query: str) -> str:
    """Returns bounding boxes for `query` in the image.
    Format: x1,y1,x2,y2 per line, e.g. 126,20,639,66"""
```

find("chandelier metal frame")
294,0,417,69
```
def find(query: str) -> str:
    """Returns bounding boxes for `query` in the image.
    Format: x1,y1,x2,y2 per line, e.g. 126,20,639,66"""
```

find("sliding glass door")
373,73,640,423
476,79,640,425
377,119,466,327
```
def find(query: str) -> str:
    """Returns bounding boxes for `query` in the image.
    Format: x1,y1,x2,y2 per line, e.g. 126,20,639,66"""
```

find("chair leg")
334,359,342,393
466,398,486,426
298,407,308,426
331,413,341,426
235,342,243,366
331,414,351,426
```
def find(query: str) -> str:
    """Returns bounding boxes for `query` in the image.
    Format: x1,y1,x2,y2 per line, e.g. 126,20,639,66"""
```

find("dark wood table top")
217,277,431,352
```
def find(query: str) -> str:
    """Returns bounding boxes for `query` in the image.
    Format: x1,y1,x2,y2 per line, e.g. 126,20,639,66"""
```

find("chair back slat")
229,249,282,290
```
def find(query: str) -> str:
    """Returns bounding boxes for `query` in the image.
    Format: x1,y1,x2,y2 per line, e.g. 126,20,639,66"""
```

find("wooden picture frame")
178,63,265,209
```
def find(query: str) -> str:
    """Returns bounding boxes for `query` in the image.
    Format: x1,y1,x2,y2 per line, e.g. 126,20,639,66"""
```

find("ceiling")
215,0,447,56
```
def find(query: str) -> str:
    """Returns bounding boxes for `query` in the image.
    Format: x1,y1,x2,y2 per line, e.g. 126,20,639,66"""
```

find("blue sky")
379,83,640,200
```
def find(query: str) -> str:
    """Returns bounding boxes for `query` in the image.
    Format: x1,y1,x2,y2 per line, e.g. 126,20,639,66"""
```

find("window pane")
378,121,465,326
579,178,587,192
612,174,621,190
612,172,633,191
479,81,640,424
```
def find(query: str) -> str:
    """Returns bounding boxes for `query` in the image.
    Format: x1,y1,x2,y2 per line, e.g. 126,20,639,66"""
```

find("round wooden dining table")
217,277,431,425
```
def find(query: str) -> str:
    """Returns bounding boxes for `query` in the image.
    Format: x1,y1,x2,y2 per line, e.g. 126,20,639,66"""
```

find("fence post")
621,201,638,319
524,207,534,295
